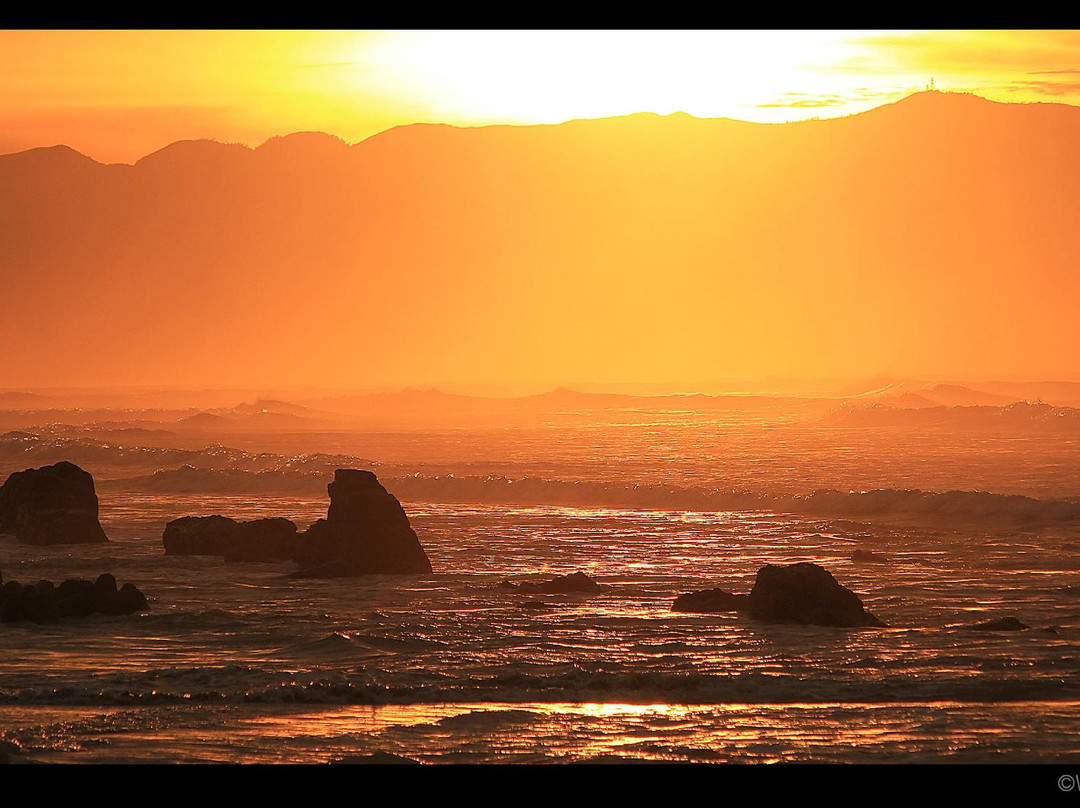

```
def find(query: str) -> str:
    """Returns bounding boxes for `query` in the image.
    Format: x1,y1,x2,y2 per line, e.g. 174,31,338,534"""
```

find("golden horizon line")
4,88,1071,167
5,377,1080,399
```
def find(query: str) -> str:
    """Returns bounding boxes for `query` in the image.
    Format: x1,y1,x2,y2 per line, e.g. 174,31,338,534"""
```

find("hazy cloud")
986,79,1080,97
756,87,907,111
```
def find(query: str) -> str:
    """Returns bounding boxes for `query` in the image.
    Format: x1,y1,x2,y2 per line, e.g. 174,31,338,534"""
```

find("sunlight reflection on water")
3,700,1078,763
1,495,1079,762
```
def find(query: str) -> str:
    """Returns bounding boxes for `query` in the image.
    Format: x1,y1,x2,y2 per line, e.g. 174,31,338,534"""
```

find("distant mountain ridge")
5,91,1071,167
3,91,1079,389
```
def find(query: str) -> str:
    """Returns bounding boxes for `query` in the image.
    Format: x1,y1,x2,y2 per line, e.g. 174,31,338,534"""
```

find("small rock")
330,752,420,765
971,616,1029,632
512,571,602,595
852,549,888,564
671,588,747,613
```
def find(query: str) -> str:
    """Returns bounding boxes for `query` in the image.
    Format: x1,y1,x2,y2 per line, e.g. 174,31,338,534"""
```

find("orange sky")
3,30,1080,391
4,30,1080,163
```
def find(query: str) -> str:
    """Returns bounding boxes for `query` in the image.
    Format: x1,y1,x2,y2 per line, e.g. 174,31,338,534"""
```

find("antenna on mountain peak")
930,77,935,91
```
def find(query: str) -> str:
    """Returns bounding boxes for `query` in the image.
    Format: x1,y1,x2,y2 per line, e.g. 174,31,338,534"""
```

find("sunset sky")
4,30,1080,163
4,29,1080,391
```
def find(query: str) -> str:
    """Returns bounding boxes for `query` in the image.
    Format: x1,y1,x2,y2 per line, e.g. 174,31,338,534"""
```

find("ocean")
2,480,1078,763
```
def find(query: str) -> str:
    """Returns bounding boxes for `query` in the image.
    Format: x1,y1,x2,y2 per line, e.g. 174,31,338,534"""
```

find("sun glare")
5,30,1080,164
345,30,900,126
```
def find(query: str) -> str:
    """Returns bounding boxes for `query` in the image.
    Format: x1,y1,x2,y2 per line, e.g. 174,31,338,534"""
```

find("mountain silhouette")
2,91,1078,389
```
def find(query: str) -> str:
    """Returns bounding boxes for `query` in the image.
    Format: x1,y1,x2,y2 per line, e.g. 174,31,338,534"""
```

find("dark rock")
330,752,420,765
745,562,885,627
851,549,888,564
117,582,149,612
222,518,301,562
0,461,108,545
1,574,148,622
104,583,149,616
671,588,747,613
670,564,883,626
163,469,430,574
510,571,602,595
163,514,301,562
296,470,432,576
0,739,20,764
54,578,100,618
0,584,18,623
94,573,117,596
972,616,1029,631
0,580,58,624
162,515,239,556
541,571,601,594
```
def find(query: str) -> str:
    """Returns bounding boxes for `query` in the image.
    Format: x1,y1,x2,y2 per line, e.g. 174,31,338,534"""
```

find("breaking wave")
93,465,1080,529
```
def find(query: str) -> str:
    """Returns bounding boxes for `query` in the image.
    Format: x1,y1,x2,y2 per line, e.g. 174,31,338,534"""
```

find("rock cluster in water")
0,461,109,545
0,570,148,624
163,469,432,576
672,562,885,628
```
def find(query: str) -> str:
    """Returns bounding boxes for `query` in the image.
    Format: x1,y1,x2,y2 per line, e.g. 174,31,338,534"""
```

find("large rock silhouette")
296,469,432,576
745,563,885,627
0,461,109,545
